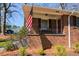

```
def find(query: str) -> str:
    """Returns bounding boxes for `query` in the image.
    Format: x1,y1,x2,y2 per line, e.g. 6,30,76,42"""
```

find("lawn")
0,40,12,47
0,39,15,51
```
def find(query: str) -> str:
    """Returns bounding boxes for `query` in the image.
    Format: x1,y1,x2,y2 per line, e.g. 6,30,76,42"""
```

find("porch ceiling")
72,12,79,17
33,12,61,19
23,5,79,18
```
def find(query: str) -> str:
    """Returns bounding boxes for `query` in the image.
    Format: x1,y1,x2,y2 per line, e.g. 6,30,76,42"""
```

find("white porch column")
68,15,71,48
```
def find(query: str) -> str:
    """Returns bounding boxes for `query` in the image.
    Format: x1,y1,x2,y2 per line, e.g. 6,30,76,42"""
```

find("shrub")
18,47,26,56
17,26,28,40
0,40,14,51
53,45,67,56
4,41,14,51
37,49,45,55
73,42,79,53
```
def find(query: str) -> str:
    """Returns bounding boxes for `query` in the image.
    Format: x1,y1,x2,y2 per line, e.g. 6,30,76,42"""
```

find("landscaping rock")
21,39,28,47
12,39,28,49
0,47,6,52
12,41,22,49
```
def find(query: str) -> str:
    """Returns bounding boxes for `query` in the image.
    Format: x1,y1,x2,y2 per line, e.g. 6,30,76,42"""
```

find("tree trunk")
2,3,6,35
0,11,1,33
0,18,1,33
1,4,5,35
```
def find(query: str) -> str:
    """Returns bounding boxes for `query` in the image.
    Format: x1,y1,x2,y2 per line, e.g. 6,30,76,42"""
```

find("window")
51,20,56,34
40,20,49,30
51,20,62,34
76,17,79,27
39,19,63,34
72,17,79,28
70,16,76,27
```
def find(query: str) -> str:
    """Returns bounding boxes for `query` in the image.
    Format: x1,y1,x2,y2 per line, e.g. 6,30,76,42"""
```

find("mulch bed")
0,34,10,39
0,50,18,56
0,48,79,56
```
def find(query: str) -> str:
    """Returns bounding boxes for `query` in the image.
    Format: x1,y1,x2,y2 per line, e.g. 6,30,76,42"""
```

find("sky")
9,3,79,27
8,3,24,27
8,3,60,27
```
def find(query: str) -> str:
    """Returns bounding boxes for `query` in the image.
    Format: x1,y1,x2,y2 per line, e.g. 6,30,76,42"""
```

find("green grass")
0,40,13,50
0,40,11,47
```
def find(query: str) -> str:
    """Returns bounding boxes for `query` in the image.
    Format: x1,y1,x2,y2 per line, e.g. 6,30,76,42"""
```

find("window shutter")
73,16,76,26
49,19,52,31
58,20,61,33
38,18,41,29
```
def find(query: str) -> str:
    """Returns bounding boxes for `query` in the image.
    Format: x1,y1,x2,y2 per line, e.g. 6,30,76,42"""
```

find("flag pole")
68,10,74,48
28,3,33,34
26,4,33,48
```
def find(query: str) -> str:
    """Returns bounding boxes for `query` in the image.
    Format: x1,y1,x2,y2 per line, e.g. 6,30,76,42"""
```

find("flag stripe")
27,15,32,26
26,14,32,31
26,6,33,32
27,15,32,27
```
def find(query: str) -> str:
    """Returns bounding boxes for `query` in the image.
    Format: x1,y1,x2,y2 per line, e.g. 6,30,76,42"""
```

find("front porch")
31,9,65,35
23,5,79,49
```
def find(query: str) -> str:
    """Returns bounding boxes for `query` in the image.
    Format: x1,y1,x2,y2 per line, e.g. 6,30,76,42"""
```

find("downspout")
68,15,71,48
68,11,74,48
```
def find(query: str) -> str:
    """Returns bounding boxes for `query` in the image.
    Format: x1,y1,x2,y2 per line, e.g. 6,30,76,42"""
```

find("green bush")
18,47,26,56
54,45,67,56
17,26,28,40
0,40,14,51
37,49,45,55
73,42,79,53
5,41,14,51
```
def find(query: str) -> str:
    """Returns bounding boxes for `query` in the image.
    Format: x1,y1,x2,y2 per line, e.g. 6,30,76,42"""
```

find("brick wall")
23,6,79,49
70,16,79,47
27,15,69,49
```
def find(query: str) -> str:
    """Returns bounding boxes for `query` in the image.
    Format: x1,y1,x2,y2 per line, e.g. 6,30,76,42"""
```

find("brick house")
23,5,79,50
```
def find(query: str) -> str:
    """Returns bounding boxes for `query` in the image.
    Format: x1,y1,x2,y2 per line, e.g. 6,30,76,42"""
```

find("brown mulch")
0,48,79,56
66,48,79,56
0,35,10,39
0,50,18,56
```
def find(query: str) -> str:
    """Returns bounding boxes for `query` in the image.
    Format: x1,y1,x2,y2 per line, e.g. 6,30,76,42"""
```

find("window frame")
39,19,63,34
40,19,49,31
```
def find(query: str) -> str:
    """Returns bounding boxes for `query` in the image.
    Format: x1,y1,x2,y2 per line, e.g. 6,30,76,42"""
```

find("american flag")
26,6,33,32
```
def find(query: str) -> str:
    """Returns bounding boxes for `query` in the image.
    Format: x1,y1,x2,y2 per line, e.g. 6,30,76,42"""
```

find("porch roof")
23,5,79,18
